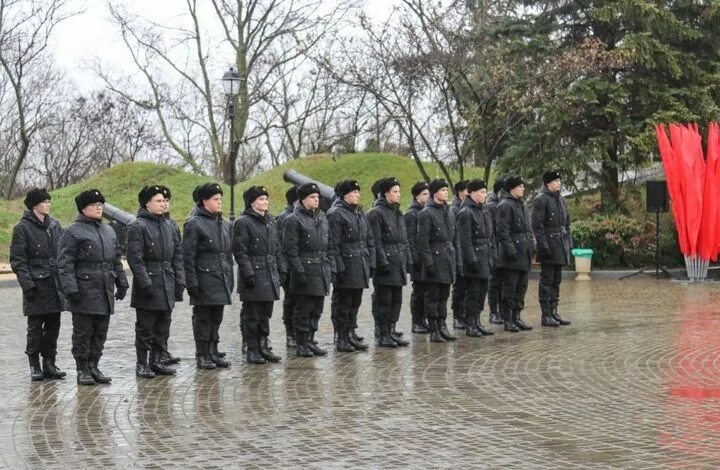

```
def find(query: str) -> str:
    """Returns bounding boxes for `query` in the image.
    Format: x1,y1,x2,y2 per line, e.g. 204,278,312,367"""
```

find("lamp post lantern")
221,67,242,222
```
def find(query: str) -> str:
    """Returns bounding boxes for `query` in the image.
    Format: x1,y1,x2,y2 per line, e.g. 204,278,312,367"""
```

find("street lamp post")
221,67,242,222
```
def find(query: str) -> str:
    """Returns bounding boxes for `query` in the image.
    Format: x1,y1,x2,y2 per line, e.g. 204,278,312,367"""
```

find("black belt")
29,258,56,267
145,260,173,268
250,255,276,263
197,254,225,260
77,261,113,271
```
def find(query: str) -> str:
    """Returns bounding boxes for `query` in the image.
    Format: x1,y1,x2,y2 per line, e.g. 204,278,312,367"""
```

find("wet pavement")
1,278,720,468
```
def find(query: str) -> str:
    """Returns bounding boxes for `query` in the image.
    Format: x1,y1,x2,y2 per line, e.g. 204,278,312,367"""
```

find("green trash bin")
571,248,594,280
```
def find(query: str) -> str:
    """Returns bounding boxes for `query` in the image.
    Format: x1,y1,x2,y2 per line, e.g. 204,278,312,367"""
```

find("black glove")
296,273,308,286
141,286,154,300
175,286,184,302
23,286,38,299
424,264,435,276
187,287,200,298
68,292,82,303
378,264,391,275
115,287,127,301
539,243,551,258
243,275,255,288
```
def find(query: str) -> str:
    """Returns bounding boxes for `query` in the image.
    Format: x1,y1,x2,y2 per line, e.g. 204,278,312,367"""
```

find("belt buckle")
102,262,110,270
48,258,56,266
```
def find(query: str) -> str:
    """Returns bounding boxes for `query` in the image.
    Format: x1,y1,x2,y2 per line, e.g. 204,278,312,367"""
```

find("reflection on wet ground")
1,279,720,468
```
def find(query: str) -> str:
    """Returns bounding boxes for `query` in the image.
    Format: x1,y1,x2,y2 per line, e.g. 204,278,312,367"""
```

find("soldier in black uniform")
406,181,430,334
282,183,334,357
450,180,468,330
127,186,185,378
182,183,233,369
532,170,572,327
233,186,285,364
277,186,298,347
160,186,183,365
496,176,534,333
10,188,66,381
368,177,411,348
457,179,496,337
417,179,458,342
486,178,506,325
328,180,375,352
57,189,129,385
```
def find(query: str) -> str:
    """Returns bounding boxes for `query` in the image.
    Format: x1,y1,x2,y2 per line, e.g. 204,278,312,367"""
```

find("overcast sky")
52,0,394,91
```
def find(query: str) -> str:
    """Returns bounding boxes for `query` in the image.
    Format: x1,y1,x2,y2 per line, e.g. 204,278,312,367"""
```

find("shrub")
571,214,655,268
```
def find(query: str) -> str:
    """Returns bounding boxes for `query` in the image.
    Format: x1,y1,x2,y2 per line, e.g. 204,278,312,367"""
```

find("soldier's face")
164,198,171,213
34,200,51,216
416,190,429,205
510,184,525,199
302,193,320,210
203,194,223,214
385,186,401,204
547,179,561,192
471,188,487,204
344,190,360,206
82,202,104,220
252,195,269,213
457,189,467,200
146,194,166,215
434,187,449,203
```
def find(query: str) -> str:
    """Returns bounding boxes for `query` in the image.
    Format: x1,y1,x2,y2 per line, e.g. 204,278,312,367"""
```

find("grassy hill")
0,153,488,262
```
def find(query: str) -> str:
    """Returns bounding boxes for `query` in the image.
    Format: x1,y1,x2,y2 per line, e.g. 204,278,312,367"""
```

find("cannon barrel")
283,169,337,211
102,202,136,226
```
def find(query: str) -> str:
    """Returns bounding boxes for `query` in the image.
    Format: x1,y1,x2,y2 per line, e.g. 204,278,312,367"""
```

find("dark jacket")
405,199,425,282
10,211,64,316
486,192,501,234
276,204,294,236
127,208,185,311
328,199,375,289
450,197,463,218
532,187,572,265
496,193,535,271
367,197,409,287
182,207,234,306
233,208,285,302
282,206,333,296
416,199,457,285
57,214,129,315
457,198,495,279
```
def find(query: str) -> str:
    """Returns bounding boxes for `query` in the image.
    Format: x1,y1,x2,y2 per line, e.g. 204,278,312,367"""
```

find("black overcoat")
328,199,375,289
496,193,535,271
457,198,495,279
531,187,572,266
282,206,334,296
367,197,409,287
416,200,458,285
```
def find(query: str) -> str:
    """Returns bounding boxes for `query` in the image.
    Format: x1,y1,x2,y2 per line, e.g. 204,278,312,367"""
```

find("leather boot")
209,342,231,367
347,329,369,350
307,331,327,356
196,341,217,369
453,315,466,330
476,312,494,336
29,354,43,381
286,325,297,347
136,351,156,379
489,297,503,324
150,350,177,375
412,318,430,334
503,305,519,332
391,324,404,337
514,310,533,331
464,314,483,337
374,323,381,339
260,337,282,362
377,323,398,348
541,301,560,327
246,337,267,364
390,323,410,346
76,359,95,385
429,318,445,342
42,355,66,379
335,327,356,353
351,330,364,342
160,350,181,365
439,319,458,341
295,331,314,357
89,359,111,384
552,302,571,325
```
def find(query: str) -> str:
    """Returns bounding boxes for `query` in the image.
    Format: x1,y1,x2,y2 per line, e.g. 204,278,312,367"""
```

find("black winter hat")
335,179,361,198
378,177,400,195
196,183,223,205
138,185,166,207
543,170,562,185
371,179,383,200
493,177,506,194
454,179,469,195
297,182,320,201
75,189,105,212
411,181,429,197
192,185,200,203
285,186,299,205
467,179,487,192
503,175,524,192
24,188,51,210
428,179,449,197
243,185,269,208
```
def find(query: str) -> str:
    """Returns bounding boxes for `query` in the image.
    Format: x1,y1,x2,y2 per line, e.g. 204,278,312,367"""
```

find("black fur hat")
543,170,562,185
75,189,105,212
196,183,223,205
24,188,51,210
467,179,487,192
503,175,524,192
243,185,269,208
428,179,449,197
335,179,361,198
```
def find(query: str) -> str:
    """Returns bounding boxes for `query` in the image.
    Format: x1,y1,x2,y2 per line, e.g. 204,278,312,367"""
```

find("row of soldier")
10,170,572,384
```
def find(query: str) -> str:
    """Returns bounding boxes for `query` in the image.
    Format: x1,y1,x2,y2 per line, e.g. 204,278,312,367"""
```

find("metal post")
228,97,236,222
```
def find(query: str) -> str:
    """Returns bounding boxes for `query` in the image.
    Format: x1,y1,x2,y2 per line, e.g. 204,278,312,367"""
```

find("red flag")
678,124,704,257
657,124,688,255
699,122,719,261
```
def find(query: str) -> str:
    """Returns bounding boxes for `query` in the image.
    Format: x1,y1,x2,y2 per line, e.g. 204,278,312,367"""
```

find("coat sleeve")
57,228,79,295
9,224,34,291
405,212,418,265
497,203,517,258
416,211,433,267
531,196,549,252
327,211,345,274
182,219,200,290
366,215,376,270
275,222,287,274
368,210,389,269
563,197,573,248
232,219,254,279
282,216,304,276
172,224,185,288
457,210,477,265
113,232,129,289
126,222,151,290
400,214,411,272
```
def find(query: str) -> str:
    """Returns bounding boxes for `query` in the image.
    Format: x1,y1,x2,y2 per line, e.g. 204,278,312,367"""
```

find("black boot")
439,319,458,341
335,327,356,353
307,331,328,356
76,359,95,385
374,323,381,339
541,301,560,327
260,337,282,362
453,315,466,330
348,329,369,350
196,341,217,369
42,355,66,379
390,323,410,346
411,318,430,334
514,310,533,331
351,330,365,342
246,337,267,364
295,331,314,357
489,297,503,324
209,342,231,367
464,314,483,338
29,354,44,381
160,350,181,365
476,312,494,336
136,351,156,379
89,359,111,384
552,302,571,325
377,323,398,348
150,350,177,375
503,305,519,333
429,318,446,343
286,326,297,348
